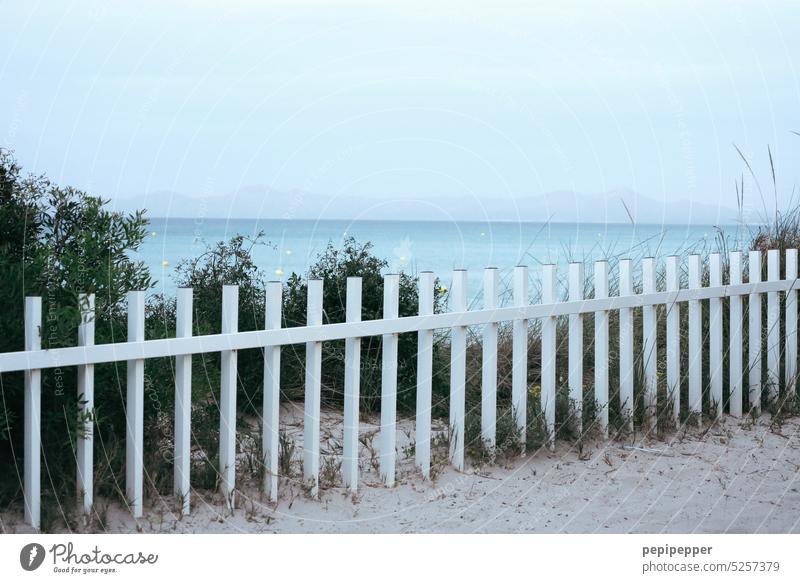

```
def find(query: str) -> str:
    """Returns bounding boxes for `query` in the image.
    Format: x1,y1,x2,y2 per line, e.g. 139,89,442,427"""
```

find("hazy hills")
113,186,740,225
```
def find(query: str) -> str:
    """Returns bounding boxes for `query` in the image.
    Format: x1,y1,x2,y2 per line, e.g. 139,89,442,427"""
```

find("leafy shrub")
0,149,152,527
281,237,448,414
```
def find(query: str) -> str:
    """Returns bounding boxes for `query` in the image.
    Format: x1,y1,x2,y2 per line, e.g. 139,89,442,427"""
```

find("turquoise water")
136,218,746,298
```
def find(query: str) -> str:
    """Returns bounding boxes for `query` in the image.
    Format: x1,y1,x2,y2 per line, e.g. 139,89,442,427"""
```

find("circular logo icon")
20,543,46,571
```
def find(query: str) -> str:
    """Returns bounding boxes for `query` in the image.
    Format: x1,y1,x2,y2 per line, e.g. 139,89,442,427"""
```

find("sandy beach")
4,405,800,535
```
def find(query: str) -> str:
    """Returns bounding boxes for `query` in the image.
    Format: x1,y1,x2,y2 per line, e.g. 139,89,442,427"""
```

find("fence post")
642,257,658,426
303,279,323,496
709,253,723,418
77,293,95,517
748,250,763,413
481,268,499,450
24,296,42,529
512,266,529,449
688,255,702,417
542,264,557,449
728,252,744,417
219,285,239,509
767,249,780,404
449,270,467,471
786,249,798,394
343,277,362,492
380,274,400,486
619,259,634,430
594,260,609,438
665,256,681,423
415,272,435,477
263,281,282,501
174,288,192,515
568,263,584,434
125,291,145,518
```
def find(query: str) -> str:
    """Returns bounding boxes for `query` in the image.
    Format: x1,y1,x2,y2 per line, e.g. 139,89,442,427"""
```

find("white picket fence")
2,249,799,530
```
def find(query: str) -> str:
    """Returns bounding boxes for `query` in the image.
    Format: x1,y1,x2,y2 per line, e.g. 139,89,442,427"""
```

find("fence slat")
666,256,681,423
303,279,324,496
786,249,798,395
77,293,95,517
263,281,282,501
481,268,499,449
220,285,239,509
688,255,702,416
729,253,744,417
449,270,467,471
174,288,192,515
568,263,584,434
512,266,529,449
749,250,763,413
642,257,658,426
595,261,609,437
380,274,400,486
415,272,435,478
619,259,634,431
542,264,557,449
125,291,145,518
24,296,42,529
767,249,780,404
709,254,723,418
343,277,362,492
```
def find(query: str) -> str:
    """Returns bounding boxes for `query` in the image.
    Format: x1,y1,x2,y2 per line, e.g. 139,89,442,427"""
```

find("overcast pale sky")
1,0,798,214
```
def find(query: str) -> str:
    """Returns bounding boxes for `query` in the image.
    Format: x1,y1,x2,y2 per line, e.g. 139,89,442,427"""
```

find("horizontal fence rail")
2,280,798,373
4,250,800,529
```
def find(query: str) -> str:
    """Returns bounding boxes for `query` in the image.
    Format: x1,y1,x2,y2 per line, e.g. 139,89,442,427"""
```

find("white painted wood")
4,278,800,376
665,256,681,423
415,272,435,478
449,270,468,471
786,249,798,394
303,279,324,496
512,266,529,448
263,281,282,501
594,261,609,438
619,259,634,431
125,291,145,518
24,296,42,529
343,277,362,492
767,249,780,404
709,253,723,418
219,285,239,509
174,288,192,514
729,252,743,417
749,250,763,413
380,274,400,486
481,268,499,449
568,263,584,434
77,293,95,516
688,255,702,416
542,264,557,449
642,257,658,426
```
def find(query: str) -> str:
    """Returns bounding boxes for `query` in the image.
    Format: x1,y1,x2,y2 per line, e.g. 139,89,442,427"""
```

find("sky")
1,0,799,221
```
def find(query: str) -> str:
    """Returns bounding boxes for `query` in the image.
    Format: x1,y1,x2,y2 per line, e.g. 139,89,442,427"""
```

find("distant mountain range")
113,186,741,225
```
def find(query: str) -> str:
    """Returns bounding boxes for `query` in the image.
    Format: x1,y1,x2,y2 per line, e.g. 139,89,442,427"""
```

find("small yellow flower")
439,285,448,293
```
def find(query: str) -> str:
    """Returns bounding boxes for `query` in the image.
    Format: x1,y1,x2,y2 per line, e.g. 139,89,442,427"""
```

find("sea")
136,218,749,299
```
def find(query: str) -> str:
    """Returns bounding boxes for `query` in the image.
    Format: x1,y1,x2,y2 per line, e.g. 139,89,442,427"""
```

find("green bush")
0,149,152,527
281,237,449,414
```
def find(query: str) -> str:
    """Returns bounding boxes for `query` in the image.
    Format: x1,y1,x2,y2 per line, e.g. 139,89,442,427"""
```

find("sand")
3,404,800,534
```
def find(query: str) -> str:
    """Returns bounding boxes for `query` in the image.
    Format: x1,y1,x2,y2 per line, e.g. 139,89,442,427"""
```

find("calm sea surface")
136,218,747,298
